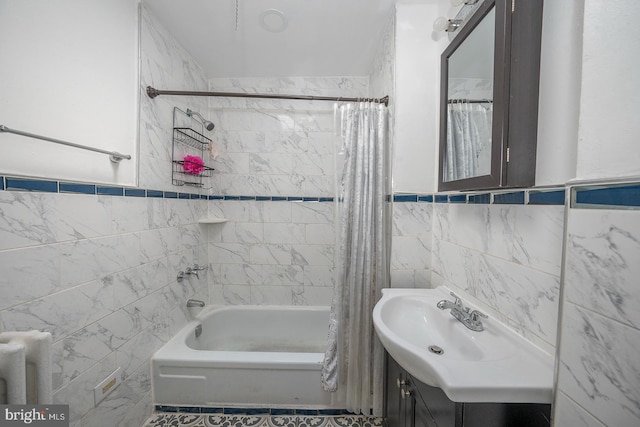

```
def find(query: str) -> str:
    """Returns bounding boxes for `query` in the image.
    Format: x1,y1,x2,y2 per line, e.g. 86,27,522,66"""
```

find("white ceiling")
143,0,396,78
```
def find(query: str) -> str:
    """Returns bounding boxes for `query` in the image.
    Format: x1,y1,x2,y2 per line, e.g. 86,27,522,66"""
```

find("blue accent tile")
190,194,201,199
155,405,178,413
239,196,255,201
528,189,565,205
493,191,525,204
318,409,349,415
179,193,190,199
449,194,467,203
201,407,224,414
256,196,272,201
272,196,287,201
296,409,319,415
224,195,240,200
124,188,145,197
6,177,58,193
59,182,96,195
434,195,448,203
271,409,295,415
394,194,417,202
147,190,163,198
178,406,201,413
200,195,208,200
96,186,123,196
224,408,247,414
209,195,224,200
246,408,271,415
575,184,640,208
418,195,433,202
0,176,4,190
468,193,491,204
287,196,303,202
303,197,319,202
319,197,334,202
163,192,178,199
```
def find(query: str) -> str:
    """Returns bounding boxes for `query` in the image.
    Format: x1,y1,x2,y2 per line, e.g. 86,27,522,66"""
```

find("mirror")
438,0,543,192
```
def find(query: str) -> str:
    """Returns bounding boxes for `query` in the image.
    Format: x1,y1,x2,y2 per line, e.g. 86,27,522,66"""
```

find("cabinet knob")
401,388,412,399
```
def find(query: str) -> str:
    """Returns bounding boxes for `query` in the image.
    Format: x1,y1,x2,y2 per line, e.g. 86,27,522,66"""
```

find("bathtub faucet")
187,299,205,308
184,264,207,279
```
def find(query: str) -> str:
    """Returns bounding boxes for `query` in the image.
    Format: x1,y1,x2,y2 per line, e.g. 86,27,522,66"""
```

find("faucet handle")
449,291,463,307
469,309,488,321
192,264,207,271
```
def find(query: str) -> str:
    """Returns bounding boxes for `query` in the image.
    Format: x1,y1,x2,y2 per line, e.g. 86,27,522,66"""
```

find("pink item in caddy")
183,155,205,175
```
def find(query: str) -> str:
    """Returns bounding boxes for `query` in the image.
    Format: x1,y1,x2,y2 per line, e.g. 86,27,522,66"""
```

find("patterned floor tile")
142,413,385,427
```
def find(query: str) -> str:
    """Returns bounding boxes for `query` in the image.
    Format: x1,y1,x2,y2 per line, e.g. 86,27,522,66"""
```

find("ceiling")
143,0,396,78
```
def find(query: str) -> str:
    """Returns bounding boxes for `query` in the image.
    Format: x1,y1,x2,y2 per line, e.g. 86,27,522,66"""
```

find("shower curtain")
445,101,492,181
321,102,390,416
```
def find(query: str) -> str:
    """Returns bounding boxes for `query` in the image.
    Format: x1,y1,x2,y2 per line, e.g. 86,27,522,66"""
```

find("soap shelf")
171,108,214,187
198,217,228,224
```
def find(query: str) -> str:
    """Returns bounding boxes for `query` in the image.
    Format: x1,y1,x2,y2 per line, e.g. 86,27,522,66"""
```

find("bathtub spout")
187,299,205,308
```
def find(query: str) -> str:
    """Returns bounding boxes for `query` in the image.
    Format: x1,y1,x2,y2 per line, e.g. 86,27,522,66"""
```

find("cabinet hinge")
506,147,510,162
512,0,515,13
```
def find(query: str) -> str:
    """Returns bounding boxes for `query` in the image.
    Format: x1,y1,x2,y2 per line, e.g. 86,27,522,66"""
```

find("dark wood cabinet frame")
438,0,543,192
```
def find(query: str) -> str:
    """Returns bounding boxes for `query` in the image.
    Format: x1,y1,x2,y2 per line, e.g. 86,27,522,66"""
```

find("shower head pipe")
186,109,215,131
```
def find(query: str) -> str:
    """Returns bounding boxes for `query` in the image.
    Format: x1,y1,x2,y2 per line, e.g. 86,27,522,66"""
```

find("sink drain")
428,345,444,355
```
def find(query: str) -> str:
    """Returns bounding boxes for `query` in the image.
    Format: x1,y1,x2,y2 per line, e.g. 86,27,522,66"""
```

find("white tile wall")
555,208,640,426
0,5,210,426
208,200,336,306
391,201,565,354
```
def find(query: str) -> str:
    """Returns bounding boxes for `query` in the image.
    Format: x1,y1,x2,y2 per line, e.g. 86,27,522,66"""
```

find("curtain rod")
447,99,493,104
0,125,131,163
146,86,389,106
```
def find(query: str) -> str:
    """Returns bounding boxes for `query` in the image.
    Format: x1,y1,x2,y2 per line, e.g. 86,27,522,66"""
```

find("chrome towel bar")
0,125,131,163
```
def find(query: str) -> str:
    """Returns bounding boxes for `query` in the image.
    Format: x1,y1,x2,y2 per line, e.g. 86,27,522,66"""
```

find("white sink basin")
373,287,553,403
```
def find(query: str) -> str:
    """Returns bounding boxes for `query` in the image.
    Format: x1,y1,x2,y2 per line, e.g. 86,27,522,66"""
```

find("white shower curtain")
321,102,390,416
445,101,492,181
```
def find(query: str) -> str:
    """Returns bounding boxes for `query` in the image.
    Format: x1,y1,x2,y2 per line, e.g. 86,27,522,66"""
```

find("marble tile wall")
0,191,208,426
206,199,336,306
139,4,210,194
392,200,564,353
554,207,640,426
203,77,369,305
205,76,369,198
0,5,210,426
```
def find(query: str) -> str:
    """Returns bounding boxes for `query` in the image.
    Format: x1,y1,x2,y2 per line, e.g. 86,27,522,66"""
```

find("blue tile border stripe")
6,177,58,193
469,193,491,204
154,405,355,416
493,191,525,205
573,183,640,208
97,186,124,196
4,174,635,209
59,182,96,195
529,189,565,205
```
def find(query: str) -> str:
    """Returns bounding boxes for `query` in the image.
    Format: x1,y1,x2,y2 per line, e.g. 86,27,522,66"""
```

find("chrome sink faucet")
437,291,488,332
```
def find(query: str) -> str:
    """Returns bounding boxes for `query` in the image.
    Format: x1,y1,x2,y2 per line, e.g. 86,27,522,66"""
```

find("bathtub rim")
153,304,331,370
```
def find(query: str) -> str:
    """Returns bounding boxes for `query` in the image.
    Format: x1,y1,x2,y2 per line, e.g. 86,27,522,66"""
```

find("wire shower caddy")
171,107,214,187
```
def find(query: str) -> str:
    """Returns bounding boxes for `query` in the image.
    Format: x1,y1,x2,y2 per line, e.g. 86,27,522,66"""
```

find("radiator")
0,330,52,404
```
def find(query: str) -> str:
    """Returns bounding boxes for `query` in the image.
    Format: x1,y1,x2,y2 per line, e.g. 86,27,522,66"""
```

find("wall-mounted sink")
373,287,554,403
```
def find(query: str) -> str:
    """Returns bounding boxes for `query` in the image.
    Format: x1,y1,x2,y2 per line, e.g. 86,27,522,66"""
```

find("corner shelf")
198,217,228,224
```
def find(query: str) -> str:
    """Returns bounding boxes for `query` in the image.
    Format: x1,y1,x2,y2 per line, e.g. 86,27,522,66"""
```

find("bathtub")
151,305,340,408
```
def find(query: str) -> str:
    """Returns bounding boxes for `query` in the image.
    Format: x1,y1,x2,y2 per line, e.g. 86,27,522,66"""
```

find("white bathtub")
151,305,340,408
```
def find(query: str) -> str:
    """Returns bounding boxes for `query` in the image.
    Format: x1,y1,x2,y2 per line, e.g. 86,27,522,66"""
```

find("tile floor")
142,413,384,427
